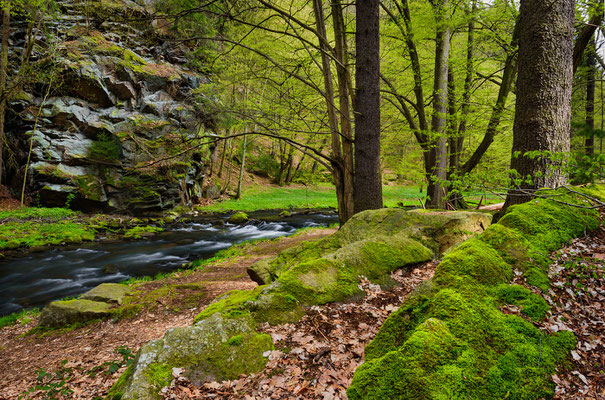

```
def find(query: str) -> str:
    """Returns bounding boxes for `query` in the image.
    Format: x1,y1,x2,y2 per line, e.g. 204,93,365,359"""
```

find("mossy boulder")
192,286,304,326
37,299,111,328
247,209,489,286
227,212,249,224
113,313,272,400
348,190,602,400
80,283,131,305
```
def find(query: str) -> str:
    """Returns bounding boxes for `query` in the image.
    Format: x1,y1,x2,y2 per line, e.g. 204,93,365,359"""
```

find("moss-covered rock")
37,299,111,328
81,283,131,305
115,313,272,400
227,212,249,224
247,209,488,286
348,191,601,400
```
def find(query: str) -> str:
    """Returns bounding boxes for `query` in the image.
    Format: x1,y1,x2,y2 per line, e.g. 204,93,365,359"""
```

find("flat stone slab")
81,283,131,304
38,299,111,328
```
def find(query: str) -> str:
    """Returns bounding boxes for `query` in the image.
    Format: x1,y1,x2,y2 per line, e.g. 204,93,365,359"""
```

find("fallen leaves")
548,212,605,400
162,263,437,399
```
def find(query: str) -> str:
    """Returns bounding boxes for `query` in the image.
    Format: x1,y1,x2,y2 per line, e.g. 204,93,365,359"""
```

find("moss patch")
0,209,94,250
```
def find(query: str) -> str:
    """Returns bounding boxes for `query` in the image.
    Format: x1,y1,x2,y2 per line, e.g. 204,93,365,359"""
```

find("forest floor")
0,183,602,399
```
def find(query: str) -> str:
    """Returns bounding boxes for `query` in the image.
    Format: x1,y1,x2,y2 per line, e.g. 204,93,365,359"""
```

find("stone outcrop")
109,313,273,400
4,0,212,213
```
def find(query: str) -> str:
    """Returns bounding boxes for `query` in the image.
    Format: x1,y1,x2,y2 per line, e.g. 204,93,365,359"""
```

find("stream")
0,211,338,316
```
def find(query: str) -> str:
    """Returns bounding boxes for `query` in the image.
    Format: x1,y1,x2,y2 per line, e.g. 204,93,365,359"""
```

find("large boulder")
37,299,111,328
111,313,273,400
247,209,491,285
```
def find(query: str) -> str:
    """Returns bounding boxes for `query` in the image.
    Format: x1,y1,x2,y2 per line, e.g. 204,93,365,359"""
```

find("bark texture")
354,0,382,213
503,0,574,209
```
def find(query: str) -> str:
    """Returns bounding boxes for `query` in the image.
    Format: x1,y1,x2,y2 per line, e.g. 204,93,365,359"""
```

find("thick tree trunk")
427,0,450,209
585,38,596,156
354,0,382,213
503,0,574,210
0,4,10,185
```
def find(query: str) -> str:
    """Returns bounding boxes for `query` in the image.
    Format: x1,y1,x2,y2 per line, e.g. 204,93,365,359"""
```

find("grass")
197,184,501,212
0,207,76,220
0,308,41,329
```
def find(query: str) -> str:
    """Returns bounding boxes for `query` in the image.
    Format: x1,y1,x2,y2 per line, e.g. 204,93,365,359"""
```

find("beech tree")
502,0,575,210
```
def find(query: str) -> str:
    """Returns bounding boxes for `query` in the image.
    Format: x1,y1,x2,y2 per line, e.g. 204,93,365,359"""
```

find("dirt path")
0,228,336,399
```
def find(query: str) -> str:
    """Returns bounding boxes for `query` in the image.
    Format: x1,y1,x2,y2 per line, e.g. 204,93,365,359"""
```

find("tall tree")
585,38,596,156
354,0,383,213
502,0,575,210
427,0,450,208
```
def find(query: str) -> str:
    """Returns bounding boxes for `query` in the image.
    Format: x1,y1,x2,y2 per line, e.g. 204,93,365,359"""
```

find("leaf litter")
162,263,437,399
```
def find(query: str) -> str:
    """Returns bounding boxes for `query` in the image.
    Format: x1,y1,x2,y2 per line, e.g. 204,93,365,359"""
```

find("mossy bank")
347,186,603,400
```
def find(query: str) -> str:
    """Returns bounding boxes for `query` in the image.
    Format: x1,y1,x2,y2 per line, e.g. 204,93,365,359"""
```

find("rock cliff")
4,0,213,213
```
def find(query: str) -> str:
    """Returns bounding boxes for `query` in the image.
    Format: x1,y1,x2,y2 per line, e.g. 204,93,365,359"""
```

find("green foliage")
0,308,40,329
18,360,73,400
123,225,164,239
87,346,135,378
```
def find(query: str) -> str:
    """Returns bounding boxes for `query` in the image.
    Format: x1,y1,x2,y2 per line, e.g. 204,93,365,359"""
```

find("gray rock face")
5,0,212,214
116,313,273,400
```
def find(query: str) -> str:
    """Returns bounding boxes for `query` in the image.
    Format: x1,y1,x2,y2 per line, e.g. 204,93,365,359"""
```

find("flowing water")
0,212,337,316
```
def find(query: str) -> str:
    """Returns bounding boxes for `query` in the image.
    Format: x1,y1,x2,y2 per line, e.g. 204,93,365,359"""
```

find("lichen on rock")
113,313,272,400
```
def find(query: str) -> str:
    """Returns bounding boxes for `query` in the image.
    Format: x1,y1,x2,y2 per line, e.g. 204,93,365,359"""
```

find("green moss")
434,239,513,288
228,335,243,346
494,284,550,321
106,361,134,399
350,287,568,399
89,132,121,162
480,224,550,270
0,220,95,250
349,189,603,400
144,362,173,391
498,194,599,253
344,237,433,282
228,211,249,224
276,258,361,305
75,174,105,202
525,267,550,292
193,286,264,324
123,225,164,239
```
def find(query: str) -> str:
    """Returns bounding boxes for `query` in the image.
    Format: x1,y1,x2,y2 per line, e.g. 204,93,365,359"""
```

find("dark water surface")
0,212,337,316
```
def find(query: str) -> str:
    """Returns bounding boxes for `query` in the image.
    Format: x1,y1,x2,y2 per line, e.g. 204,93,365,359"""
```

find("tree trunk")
354,0,382,213
502,0,574,211
312,0,353,225
427,0,450,209
0,3,10,185
585,38,596,156
236,133,247,199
